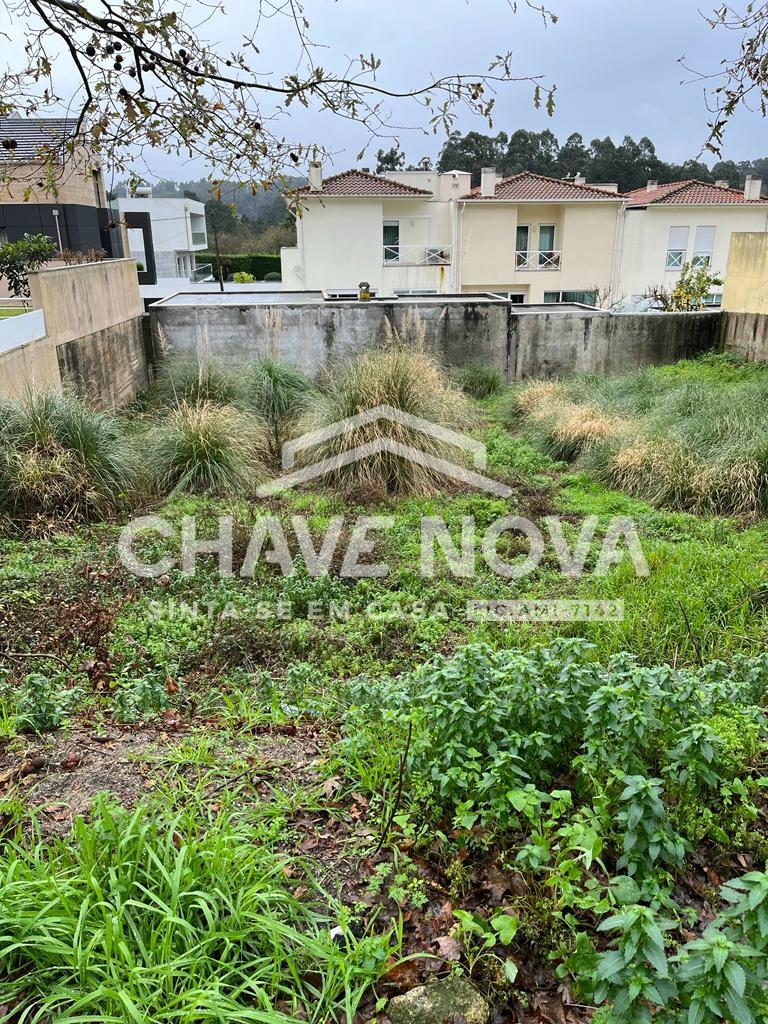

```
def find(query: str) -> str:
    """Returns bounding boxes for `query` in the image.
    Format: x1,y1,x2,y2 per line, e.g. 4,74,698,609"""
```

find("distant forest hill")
377,131,768,193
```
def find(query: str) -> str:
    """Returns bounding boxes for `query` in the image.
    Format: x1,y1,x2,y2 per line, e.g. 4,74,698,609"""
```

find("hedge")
195,253,281,280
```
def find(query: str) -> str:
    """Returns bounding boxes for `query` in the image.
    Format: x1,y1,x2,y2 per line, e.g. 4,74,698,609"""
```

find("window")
666,226,689,269
544,290,598,305
383,221,400,262
703,292,723,308
692,225,716,268
492,290,528,303
538,224,557,268
515,225,530,268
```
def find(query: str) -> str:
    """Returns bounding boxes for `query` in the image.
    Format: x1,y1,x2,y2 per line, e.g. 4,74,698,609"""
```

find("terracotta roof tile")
624,179,768,206
300,169,432,197
461,171,622,202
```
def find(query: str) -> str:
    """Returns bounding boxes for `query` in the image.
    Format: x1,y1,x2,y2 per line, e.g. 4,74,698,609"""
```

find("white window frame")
383,220,400,263
666,226,690,270
515,224,531,268
692,225,716,268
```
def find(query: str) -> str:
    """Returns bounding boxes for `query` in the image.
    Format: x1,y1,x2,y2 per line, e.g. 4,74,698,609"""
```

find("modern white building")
117,191,209,281
614,177,768,308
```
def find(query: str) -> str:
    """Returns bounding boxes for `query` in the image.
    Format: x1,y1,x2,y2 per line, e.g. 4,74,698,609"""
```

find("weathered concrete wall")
12,259,150,408
511,310,721,379
0,333,60,399
722,233,768,314
152,299,721,380
56,318,147,409
153,299,511,379
720,311,768,363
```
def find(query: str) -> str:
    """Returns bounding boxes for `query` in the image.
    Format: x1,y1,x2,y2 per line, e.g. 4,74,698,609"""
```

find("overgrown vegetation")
510,354,768,515
1,349,767,1023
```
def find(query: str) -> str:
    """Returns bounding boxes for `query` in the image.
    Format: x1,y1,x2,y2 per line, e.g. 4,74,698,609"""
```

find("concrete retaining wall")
721,311,768,363
0,260,149,409
152,298,722,380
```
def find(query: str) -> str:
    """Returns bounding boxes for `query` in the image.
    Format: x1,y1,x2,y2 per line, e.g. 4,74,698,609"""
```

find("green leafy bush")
145,401,269,496
196,252,281,280
512,355,768,515
0,391,134,525
232,271,255,283
243,356,314,452
152,358,244,408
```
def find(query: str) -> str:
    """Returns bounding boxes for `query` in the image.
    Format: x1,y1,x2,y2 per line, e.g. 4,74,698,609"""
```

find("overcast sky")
3,0,767,181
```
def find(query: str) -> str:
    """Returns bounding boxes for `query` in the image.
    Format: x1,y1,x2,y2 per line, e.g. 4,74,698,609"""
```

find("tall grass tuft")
243,356,314,453
453,364,503,399
146,401,269,495
152,357,244,408
0,391,134,526
0,795,396,1022
512,355,768,516
298,344,473,496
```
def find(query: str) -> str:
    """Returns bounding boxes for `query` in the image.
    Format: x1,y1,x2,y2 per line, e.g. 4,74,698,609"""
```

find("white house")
117,191,208,280
616,177,768,307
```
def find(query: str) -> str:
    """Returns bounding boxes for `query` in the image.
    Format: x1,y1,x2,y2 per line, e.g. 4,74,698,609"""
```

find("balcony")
191,231,208,246
515,250,562,271
383,243,452,266
193,262,213,282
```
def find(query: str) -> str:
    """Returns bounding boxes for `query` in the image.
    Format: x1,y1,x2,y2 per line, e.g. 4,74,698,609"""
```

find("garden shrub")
453,364,503,399
0,391,134,526
195,252,281,280
152,358,244,409
145,401,269,496
298,337,472,496
243,356,314,453
511,355,768,515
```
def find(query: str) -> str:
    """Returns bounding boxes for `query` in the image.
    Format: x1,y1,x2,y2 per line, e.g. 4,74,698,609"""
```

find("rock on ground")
387,976,490,1024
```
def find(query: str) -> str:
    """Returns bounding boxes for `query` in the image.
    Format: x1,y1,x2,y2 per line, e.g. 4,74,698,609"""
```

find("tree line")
378,131,768,192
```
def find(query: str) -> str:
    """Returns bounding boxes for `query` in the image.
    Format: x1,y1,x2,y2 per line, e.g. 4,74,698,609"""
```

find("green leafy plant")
16,671,78,733
453,364,503,399
244,356,314,453
298,339,472,496
0,390,135,525
232,271,255,283
0,233,56,299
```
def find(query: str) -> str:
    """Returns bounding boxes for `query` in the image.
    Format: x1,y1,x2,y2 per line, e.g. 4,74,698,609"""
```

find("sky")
2,0,767,182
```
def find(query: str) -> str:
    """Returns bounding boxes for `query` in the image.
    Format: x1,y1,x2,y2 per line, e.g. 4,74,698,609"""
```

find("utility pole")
212,219,225,292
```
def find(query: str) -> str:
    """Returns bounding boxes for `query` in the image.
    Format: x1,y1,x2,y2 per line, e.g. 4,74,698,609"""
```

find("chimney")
744,175,763,201
715,179,730,188
574,174,586,185
646,180,658,192
480,167,497,198
308,161,323,192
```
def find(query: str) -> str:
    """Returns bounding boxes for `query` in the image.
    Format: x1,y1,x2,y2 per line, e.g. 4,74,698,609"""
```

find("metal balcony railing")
193,263,213,282
191,231,208,246
515,250,562,271
383,243,452,266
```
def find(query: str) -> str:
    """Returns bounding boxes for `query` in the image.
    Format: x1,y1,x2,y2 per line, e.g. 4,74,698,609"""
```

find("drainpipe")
452,202,463,293
609,201,625,305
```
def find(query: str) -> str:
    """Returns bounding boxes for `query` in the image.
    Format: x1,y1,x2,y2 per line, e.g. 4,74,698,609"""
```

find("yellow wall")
722,232,768,314
460,201,620,302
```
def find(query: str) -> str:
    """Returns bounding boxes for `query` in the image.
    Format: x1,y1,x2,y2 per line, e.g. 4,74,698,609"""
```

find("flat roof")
150,291,603,313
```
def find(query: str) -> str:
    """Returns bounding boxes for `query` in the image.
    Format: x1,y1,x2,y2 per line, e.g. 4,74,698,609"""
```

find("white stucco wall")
616,205,768,303
285,195,455,295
